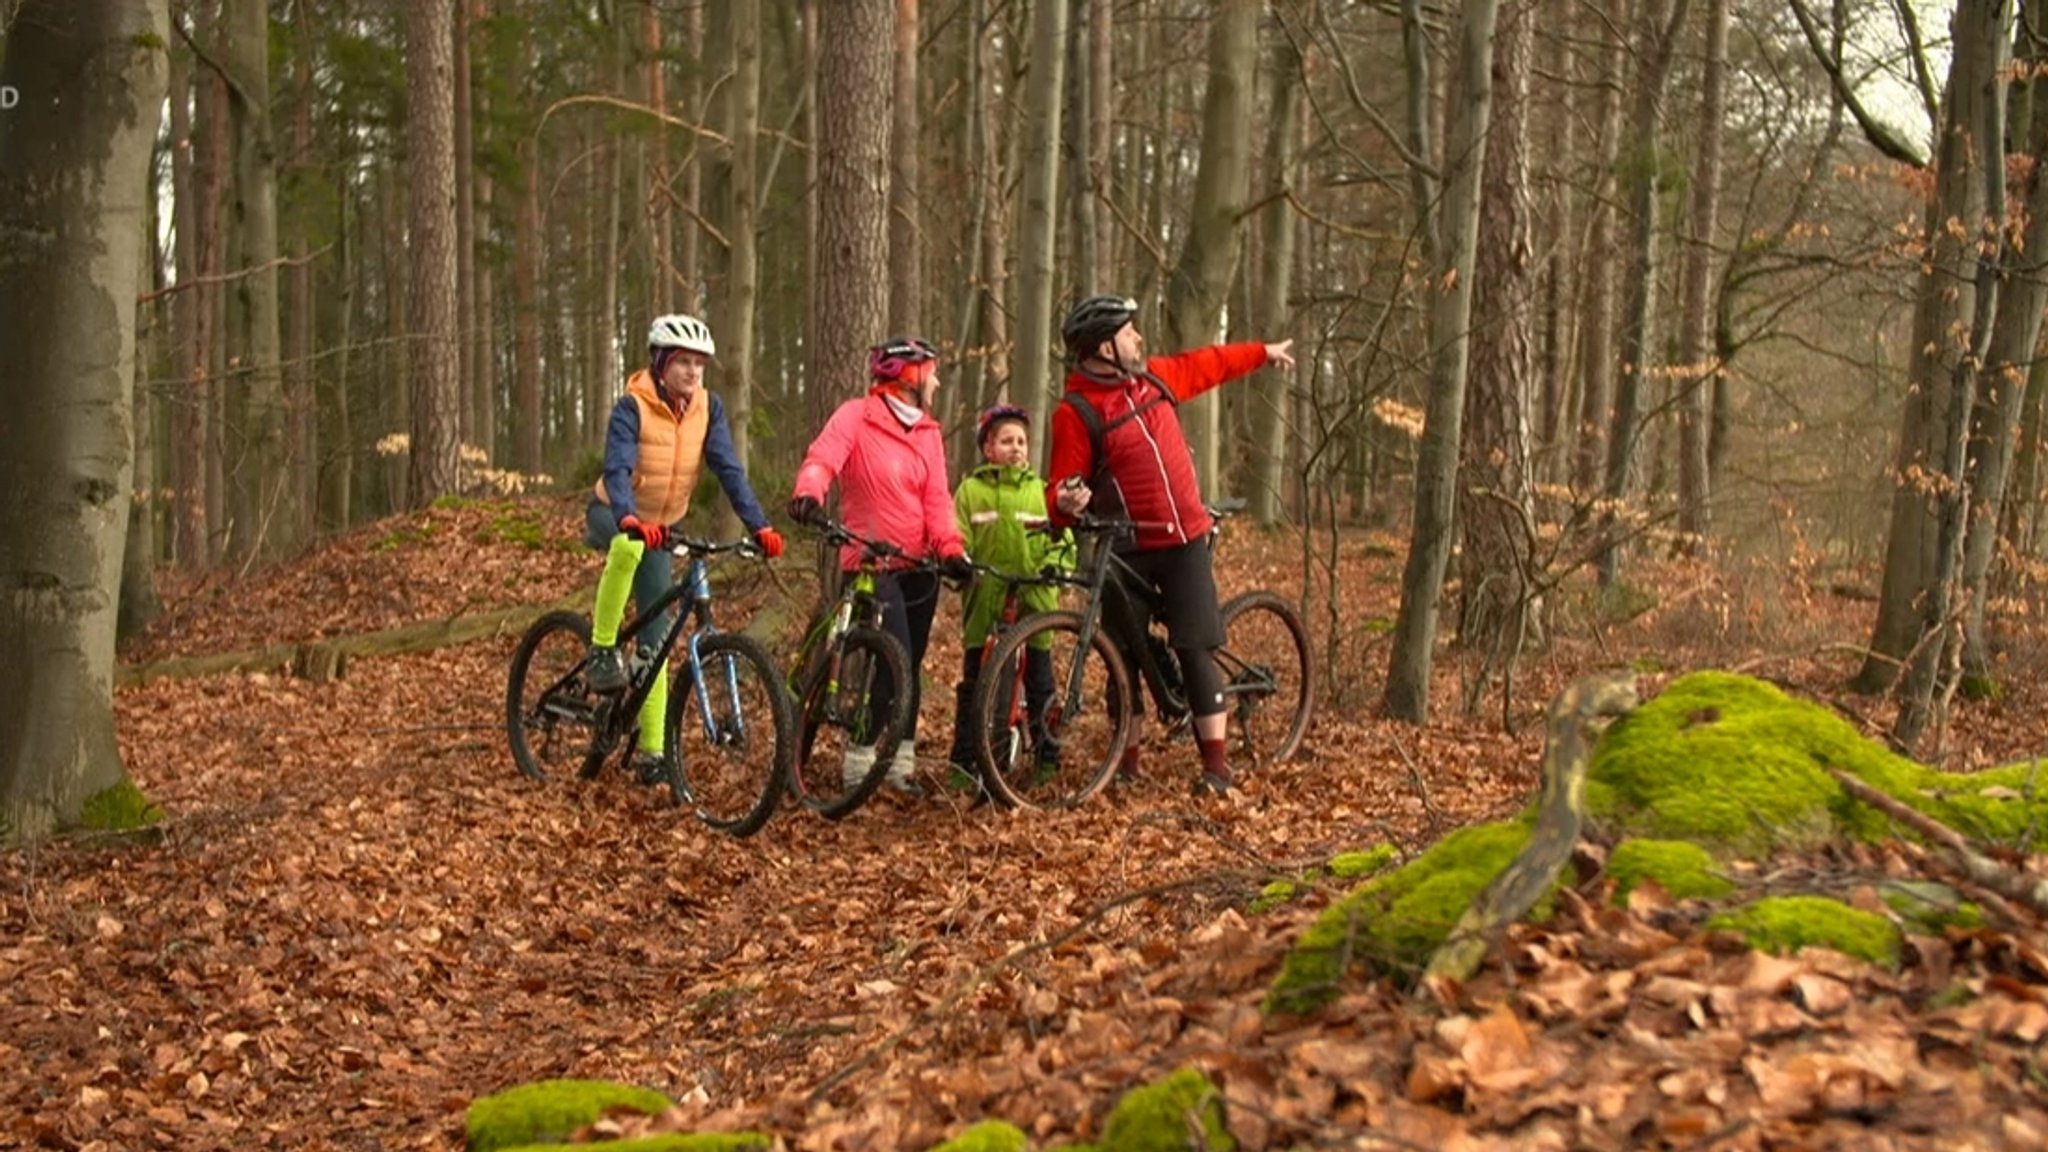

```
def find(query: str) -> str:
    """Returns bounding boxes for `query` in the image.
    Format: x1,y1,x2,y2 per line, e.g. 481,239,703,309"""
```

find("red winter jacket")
792,392,967,572
1044,342,1271,552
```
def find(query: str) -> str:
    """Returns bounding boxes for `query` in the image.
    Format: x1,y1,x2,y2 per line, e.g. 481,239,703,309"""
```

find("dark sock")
1197,736,1229,781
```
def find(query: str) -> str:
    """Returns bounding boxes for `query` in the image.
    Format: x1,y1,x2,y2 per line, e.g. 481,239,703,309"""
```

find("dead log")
1824,765,2048,920
1424,670,1641,990
116,587,592,689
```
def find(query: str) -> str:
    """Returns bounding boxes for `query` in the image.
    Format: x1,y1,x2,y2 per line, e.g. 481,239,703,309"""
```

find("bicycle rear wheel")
506,610,611,782
973,611,1131,810
791,626,910,819
667,633,792,837
1217,590,1313,767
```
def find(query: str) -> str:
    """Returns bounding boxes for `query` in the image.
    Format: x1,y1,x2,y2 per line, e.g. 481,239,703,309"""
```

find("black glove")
788,494,823,527
939,554,974,583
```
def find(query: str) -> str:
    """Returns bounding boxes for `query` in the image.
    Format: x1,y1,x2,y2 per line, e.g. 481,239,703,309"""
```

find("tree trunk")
1855,0,2004,693
0,0,169,840
1456,0,1538,714
1382,0,1501,726
513,143,543,475
646,2,673,313
888,0,921,336
712,0,762,537
1251,29,1302,528
224,0,291,560
1675,0,1729,553
1089,0,1114,279
811,0,894,404
406,0,461,505
1960,0,2048,687
1894,0,2013,751
1597,0,1687,587
1164,0,1259,498
287,0,318,543
168,35,210,569
454,0,477,453
1011,0,1067,450
122,214,163,643
1572,0,1628,499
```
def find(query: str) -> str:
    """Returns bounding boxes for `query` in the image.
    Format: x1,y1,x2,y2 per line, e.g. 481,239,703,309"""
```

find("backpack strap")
1061,371,1179,482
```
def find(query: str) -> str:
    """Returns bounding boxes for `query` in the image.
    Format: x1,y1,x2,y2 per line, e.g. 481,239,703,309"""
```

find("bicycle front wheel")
1217,590,1313,767
791,626,910,819
667,633,792,838
973,611,1132,810
506,610,610,782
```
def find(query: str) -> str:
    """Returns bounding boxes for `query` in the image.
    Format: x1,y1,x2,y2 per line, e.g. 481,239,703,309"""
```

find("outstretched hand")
1264,339,1296,371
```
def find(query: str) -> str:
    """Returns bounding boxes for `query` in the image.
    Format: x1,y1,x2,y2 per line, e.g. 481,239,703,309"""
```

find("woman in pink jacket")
788,337,973,794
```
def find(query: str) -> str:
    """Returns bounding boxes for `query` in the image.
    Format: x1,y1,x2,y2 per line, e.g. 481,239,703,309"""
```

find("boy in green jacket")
946,405,1076,785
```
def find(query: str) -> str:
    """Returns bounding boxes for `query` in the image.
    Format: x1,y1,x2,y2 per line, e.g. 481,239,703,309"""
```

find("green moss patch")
1880,881,1983,934
1248,846,1397,915
1607,839,1733,903
929,1119,1029,1152
1097,1067,1233,1152
508,1138,769,1152
1705,896,1901,968
1266,821,1533,1013
466,1079,672,1152
77,779,163,833
1587,672,2048,853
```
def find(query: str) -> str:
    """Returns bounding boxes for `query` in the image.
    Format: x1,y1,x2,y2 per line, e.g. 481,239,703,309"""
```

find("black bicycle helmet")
1061,294,1138,359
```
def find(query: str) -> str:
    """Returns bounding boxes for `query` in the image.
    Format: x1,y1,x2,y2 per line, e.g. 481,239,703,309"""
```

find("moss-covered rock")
928,1119,1029,1151
466,1079,673,1152
1266,820,1533,1013
1329,846,1397,878
1097,1067,1233,1152
77,778,163,833
1704,896,1901,967
1607,838,1733,903
1587,672,2048,852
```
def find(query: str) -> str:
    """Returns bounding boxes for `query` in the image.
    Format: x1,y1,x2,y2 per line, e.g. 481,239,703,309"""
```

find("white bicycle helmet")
648,313,716,357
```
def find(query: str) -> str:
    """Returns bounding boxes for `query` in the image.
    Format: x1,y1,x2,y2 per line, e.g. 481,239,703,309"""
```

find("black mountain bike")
784,520,917,819
970,501,1312,808
505,531,793,838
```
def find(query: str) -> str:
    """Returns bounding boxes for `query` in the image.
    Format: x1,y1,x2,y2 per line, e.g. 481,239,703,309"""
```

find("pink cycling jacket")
793,392,967,571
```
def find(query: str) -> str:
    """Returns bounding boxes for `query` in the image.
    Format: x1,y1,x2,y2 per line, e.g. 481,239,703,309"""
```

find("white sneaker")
886,744,919,788
840,744,877,789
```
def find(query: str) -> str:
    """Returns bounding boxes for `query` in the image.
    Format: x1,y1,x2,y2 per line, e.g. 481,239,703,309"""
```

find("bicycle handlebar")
662,532,765,561
804,518,906,563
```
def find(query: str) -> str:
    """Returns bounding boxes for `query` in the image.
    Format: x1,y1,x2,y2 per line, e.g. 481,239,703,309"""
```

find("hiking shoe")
586,644,628,693
1193,771,1231,797
885,745,924,796
840,744,878,789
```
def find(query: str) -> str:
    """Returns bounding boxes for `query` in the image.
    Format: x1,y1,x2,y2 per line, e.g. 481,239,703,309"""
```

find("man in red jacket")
1044,294,1294,795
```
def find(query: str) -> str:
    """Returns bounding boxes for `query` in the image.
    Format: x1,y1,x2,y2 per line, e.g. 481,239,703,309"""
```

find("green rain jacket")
955,461,1077,646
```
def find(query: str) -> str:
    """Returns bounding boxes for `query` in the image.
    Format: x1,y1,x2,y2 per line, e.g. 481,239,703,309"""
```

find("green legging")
591,533,669,757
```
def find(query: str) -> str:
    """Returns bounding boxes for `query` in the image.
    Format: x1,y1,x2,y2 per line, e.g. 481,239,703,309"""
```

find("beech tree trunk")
224,0,291,559
1011,0,1067,446
0,0,169,839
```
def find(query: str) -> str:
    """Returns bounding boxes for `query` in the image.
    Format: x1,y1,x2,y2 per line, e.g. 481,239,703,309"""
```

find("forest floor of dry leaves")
7,494,2048,1151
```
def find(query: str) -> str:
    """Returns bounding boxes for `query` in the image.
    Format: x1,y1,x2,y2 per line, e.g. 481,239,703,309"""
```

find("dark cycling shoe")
630,751,667,787
1193,771,1231,797
586,644,628,693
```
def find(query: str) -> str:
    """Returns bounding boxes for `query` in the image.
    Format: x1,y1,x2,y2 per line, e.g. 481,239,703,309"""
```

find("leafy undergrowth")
5,496,2047,1150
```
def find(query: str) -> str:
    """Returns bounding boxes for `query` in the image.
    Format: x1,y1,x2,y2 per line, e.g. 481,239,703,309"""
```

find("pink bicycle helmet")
869,336,939,382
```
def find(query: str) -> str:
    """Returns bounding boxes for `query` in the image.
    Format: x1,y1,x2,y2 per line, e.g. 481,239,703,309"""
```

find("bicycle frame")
609,538,756,745
788,522,898,700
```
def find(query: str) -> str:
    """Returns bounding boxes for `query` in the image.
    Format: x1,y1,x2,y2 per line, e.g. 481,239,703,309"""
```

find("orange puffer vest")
591,370,710,526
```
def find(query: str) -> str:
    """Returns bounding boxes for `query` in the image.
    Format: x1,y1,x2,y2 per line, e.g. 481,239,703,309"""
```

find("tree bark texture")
1012,0,1067,454
1675,0,1729,552
811,0,894,406
887,0,921,336
0,0,169,838
224,0,291,559
406,0,461,505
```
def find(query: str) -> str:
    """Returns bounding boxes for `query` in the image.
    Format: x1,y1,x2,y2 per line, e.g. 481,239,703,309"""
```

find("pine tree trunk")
1457,0,1538,711
1012,0,1067,446
812,0,895,403
406,0,461,505
887,0,921,336
0,0,169,839
168,37,210,569
1251,31,1302,529
1572,0,1627,499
